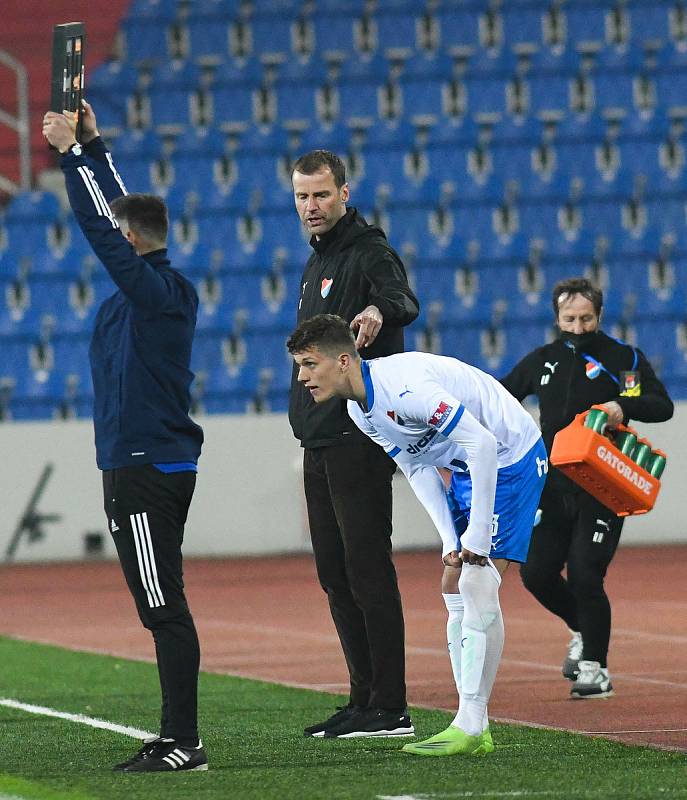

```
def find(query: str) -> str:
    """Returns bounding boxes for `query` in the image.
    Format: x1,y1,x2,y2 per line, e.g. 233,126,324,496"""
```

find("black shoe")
304,704,362,737
113,738,208,772
323,707,414,738
113,737,163,770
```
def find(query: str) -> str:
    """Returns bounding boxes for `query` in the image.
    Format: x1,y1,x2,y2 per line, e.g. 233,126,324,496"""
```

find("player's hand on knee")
459,548,488,566
442,550,462,568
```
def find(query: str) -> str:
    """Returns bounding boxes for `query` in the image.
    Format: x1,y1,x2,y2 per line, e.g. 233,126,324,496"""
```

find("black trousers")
303,441,407,710
520,482,623,667
103,464,200,742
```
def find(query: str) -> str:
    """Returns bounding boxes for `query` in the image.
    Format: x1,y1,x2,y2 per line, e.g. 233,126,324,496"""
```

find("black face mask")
559,330,600,350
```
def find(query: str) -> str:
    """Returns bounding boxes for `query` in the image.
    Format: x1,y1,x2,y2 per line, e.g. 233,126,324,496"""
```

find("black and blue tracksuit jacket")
61,138,203,470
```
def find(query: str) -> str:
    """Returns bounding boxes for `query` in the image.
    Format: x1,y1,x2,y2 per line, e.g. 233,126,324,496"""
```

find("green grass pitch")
0,637,685,800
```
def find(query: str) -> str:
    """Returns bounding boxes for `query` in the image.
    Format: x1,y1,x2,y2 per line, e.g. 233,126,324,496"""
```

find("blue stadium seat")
275,85,318,125
237,0,302,13
401,78,444,118
291,119,351,153
191,333,223,372
174,126,227,157
627,5,669,43
112,129,163,159
213,86,254,127
5,191,60,223
414,265,488,326
188,0,234,16
437,324,485,366
634,318,677,376
84,91,128,132
251,18,293,58
150,59,201,91
149,88,192,129
503,7,543,46
122,18,171,63
465,76,505,116
116,156,156,194
337,80,381,119
438,9,481,52
385,207,427,252
335,52,390,83
402,51,455,81
205,362,257,396
124,0,178,20
188,18,230,61
245,331,293,381
89,60,140,94
527,75,570,115
375,11,418,51
595,72,635,113
313,0,365,13
171,152,215,197
4,220,52,260
501,320,552,368
656,71,687,110
565,7,607,46
312,14,356,55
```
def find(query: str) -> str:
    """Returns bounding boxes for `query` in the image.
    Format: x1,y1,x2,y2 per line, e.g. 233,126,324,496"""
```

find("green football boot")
401,725,494,757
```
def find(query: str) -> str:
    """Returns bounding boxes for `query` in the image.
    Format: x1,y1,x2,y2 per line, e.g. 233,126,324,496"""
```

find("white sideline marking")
580,727,687,735
0,698,154,740
377,792,570,799
378,792,687,800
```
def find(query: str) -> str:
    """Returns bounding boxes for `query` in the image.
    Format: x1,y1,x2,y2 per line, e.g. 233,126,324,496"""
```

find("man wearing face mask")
500,277,673,698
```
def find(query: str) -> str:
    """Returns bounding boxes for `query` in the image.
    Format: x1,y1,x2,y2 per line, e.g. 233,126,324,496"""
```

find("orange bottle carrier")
550,407,665,517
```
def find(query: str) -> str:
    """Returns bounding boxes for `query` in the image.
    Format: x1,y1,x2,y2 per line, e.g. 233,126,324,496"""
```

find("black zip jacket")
289,208,419,448
501,330,673,491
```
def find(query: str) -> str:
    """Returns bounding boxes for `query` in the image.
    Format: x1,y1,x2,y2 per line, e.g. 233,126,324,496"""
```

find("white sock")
443,593,464,697
444,592,490,733
453,562,503,736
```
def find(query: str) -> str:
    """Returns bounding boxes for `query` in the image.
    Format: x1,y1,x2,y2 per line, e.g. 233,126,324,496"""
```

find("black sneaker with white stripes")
113,738,208,772
113,736,163,770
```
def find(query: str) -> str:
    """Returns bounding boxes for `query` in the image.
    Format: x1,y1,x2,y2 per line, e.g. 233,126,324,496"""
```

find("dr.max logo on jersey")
428,401,453,427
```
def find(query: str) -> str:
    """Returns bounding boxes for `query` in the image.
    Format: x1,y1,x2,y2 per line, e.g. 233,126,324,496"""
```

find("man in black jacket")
290,150,419,738
501,277,673,698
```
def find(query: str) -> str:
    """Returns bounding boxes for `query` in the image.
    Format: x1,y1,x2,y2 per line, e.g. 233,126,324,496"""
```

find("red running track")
1,545,685,751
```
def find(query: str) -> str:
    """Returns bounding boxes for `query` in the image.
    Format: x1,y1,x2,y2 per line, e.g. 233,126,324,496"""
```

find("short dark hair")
552,277,603,318
291,150,346,189
110,194,168,246
287,314,358,358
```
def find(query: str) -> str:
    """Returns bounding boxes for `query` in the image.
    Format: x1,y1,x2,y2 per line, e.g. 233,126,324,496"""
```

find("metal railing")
0,48,31,194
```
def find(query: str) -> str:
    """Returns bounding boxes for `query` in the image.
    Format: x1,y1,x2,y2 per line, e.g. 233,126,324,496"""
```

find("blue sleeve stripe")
441,404,465,436
387,446,401,457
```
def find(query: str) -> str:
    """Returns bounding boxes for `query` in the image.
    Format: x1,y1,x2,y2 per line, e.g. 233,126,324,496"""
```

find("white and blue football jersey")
347,352,541,557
